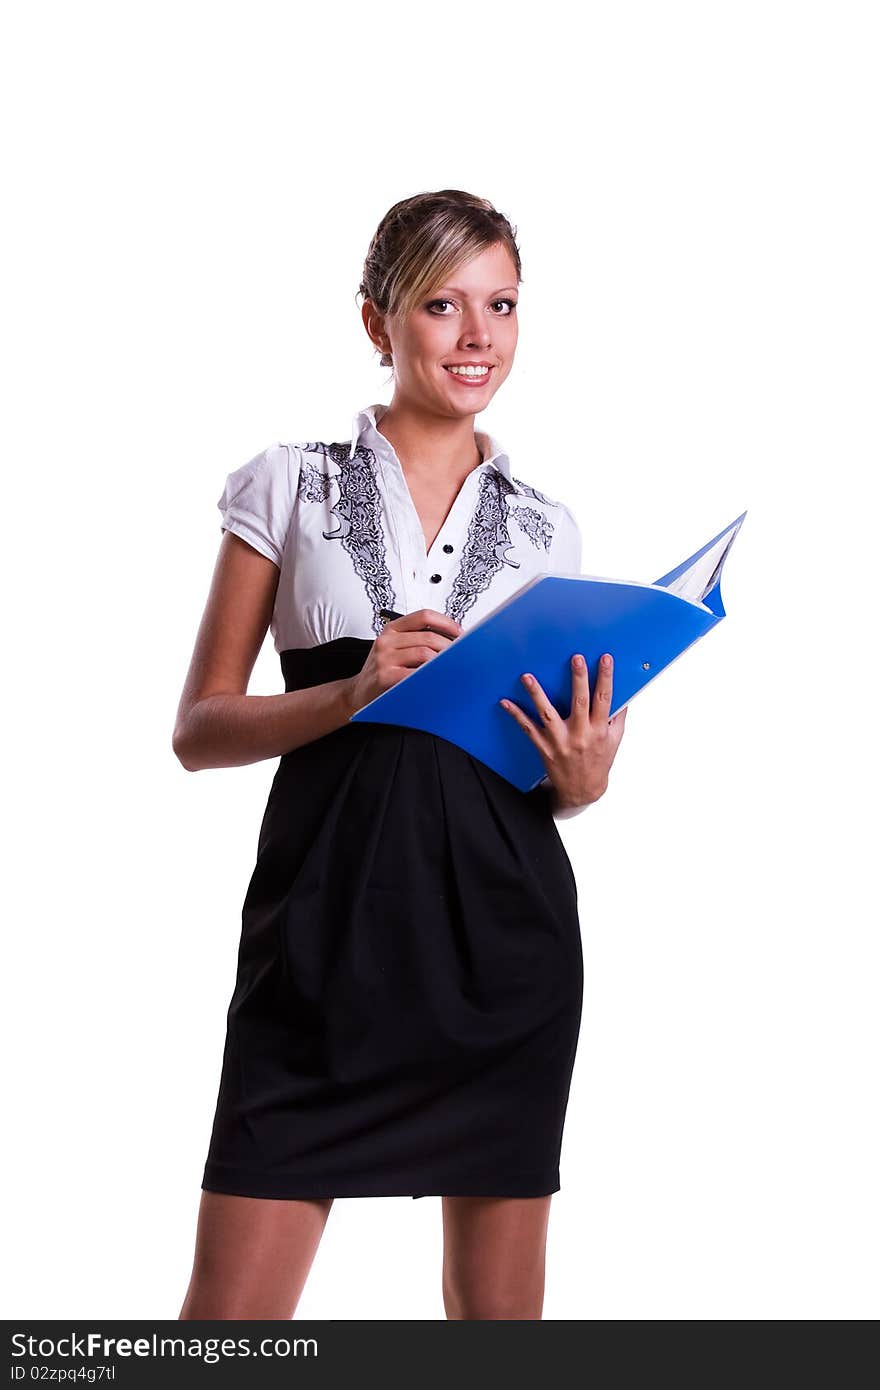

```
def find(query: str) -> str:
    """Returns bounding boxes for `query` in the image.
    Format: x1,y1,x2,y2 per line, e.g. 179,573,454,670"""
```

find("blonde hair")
357,189,523,368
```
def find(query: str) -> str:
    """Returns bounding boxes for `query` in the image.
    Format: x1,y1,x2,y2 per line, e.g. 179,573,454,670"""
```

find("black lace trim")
295,441,397,636
508,502,555,552
288,441,563,634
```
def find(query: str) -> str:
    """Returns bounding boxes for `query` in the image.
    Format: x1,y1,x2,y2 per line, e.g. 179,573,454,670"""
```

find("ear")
361,298,390,356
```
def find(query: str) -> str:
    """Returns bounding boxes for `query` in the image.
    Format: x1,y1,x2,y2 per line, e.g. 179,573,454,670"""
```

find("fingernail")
602,654,612,668
572,654,585,670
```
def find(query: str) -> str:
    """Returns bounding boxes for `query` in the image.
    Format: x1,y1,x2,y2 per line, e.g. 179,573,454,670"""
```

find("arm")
537,774,589,820
549,786,591,820
172,532,357,772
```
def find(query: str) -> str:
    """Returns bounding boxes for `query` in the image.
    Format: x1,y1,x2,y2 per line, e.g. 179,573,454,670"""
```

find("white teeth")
446,365,490,376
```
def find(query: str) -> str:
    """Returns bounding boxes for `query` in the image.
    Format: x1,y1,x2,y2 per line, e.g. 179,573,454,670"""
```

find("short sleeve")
217,442,299,568
551,503,583,575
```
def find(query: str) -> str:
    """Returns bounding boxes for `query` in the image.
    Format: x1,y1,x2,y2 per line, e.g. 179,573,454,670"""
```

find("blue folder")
350,511,747,793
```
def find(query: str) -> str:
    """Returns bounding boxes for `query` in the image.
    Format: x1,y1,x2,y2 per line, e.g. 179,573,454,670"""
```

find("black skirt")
201,638,584,1200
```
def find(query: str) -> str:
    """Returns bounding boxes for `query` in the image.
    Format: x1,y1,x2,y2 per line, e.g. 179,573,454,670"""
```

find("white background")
3,0,877,1320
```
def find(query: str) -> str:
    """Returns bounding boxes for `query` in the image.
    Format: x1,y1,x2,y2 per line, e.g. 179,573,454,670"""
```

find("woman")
175,189,627,1320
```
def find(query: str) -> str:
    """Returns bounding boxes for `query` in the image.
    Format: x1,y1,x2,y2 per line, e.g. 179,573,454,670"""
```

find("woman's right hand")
344,609,463,714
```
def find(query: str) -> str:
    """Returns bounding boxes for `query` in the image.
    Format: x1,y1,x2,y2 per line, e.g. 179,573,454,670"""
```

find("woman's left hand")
499,653,628,811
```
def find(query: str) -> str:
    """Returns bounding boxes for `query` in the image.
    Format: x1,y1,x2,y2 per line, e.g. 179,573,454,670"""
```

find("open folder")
349,511,747,793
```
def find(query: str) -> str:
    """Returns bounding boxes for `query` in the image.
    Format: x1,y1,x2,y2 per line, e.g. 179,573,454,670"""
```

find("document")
349,511,747,792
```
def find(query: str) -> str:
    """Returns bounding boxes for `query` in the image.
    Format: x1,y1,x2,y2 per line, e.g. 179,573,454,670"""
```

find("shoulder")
509,480,581,573
509,472,572,515
509,474,580,537
217,442,304,567
504,469,582,573
548,500,582,573
508,467,575,530
220,435,349,512
219,441,300,500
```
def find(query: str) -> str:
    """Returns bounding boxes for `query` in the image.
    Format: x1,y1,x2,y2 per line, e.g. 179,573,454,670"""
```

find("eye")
426,298,518,315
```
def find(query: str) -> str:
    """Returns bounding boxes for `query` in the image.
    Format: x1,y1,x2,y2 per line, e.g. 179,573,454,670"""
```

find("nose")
460,309,492,350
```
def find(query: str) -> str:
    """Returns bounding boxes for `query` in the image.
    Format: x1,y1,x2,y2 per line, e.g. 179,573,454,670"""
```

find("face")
364,241,519,417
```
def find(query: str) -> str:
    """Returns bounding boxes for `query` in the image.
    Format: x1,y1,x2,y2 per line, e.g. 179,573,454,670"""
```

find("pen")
380,607,454,637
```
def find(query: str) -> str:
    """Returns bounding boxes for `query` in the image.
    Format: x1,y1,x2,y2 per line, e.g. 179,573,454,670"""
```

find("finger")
519,672,562,729
591,653,614,726
609,704,628,738
387,627,454,655
498,697,554,761
393,636,454,665
401,609,463,640
568,653,592,730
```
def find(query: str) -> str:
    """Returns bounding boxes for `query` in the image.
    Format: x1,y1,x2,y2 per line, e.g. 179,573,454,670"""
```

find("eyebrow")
435,285,519,296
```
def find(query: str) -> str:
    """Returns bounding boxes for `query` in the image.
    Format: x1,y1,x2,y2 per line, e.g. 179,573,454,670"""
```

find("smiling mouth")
443,365,495,381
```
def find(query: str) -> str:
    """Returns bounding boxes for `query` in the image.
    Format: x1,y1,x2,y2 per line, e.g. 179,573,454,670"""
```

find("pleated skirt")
201,637,584,1200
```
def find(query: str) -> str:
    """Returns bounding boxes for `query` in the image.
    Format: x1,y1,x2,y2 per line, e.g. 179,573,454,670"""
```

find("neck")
374,398,484,484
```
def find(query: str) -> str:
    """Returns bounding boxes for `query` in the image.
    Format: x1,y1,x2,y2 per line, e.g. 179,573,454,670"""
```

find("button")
443,543,453,553
430,573,442,583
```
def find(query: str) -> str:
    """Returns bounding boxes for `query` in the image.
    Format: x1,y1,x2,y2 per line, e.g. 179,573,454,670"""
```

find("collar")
349,401,521,492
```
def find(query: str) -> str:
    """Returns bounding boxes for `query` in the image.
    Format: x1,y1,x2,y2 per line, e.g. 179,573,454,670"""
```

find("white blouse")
217,401,583,654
